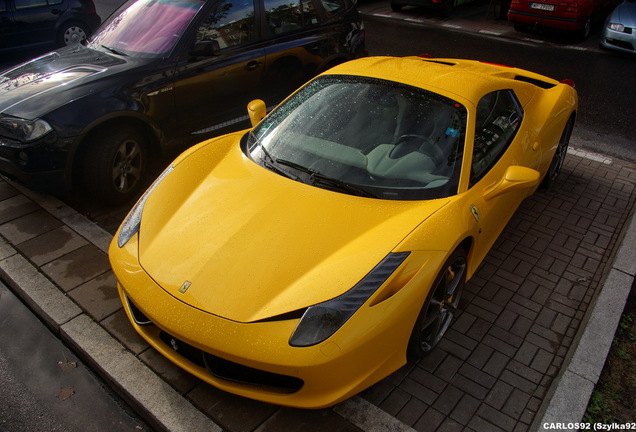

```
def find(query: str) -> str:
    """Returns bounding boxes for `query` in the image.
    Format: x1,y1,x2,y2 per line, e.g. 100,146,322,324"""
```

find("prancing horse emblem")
470,205,479,222
179,281,192,294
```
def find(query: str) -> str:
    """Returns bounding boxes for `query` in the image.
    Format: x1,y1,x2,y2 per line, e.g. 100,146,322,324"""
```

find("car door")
173,0,266,140
0,0,16,51
465,90,540,266
7,0,66,50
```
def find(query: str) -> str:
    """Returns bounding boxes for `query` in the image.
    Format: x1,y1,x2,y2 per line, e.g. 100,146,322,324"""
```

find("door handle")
245,60,261,71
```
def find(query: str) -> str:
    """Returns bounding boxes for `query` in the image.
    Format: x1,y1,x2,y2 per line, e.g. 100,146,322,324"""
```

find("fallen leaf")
57,387,75,401
58,357,78,373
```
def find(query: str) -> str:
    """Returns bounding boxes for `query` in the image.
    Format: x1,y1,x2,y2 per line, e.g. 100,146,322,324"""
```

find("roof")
324,56,560,106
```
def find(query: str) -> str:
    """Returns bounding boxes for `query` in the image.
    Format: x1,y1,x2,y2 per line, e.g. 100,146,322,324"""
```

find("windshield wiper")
257,148,301,181
275,158,377,198
101,45,128,56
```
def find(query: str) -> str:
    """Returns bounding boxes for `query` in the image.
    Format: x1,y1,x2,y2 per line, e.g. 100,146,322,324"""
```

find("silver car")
601,0,636,54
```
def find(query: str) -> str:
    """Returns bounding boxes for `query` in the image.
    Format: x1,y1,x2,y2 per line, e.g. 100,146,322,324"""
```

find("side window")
471,90,523,185
14,0,48,9
196,0,256,48
264,0,319,35
0,0,7,12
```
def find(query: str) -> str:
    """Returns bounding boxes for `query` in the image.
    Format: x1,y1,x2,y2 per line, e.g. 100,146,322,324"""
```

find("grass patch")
583,281,636,423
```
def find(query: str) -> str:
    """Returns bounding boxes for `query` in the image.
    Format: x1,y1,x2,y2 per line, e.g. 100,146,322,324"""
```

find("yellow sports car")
109,56,577,409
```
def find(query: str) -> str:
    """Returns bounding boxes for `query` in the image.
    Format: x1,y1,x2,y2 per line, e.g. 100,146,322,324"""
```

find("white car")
601,0,636,54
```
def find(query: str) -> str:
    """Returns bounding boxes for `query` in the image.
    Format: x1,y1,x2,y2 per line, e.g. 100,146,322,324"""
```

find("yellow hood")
138,133,448,323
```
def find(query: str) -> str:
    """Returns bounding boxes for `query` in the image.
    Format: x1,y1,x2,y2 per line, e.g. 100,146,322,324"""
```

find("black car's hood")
0,45,132,119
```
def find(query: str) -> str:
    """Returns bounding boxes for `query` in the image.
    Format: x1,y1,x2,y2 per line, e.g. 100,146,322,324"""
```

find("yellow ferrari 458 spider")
109,56,577,409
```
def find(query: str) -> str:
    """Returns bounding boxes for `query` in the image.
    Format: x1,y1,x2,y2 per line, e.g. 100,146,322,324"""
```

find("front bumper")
601,28,636,53
110,236,437,408
0,134,73,193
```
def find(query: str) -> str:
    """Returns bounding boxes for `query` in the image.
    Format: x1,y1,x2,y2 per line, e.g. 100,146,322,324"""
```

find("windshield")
246,75,466,200
89,0,205,58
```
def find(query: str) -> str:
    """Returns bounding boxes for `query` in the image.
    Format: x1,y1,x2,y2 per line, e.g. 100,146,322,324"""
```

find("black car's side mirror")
189,40,221,57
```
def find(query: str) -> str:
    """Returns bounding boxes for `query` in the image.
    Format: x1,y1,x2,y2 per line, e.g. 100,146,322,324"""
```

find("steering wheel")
395,134,445,165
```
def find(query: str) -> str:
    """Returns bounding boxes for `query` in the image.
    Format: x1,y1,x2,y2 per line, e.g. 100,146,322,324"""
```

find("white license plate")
530,2,555,10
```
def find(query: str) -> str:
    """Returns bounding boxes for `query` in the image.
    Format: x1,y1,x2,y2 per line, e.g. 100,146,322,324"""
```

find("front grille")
607,38,635,51
125,295,304,393
203,352,304,392
159,331,304,393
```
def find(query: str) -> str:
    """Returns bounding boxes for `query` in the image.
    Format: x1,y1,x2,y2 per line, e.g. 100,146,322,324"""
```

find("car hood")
137,134,449,323
0,45,128,119
610,1,636,27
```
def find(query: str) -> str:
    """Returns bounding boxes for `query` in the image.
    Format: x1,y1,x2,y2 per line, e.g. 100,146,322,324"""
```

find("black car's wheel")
542,116,574,189
57,21,90,47
83,125,148,204
408,248,467,359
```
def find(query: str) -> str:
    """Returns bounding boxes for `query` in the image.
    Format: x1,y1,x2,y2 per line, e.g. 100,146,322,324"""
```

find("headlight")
117,165,174,248
289,252,409,347
608,23,625,32
0,116,52,142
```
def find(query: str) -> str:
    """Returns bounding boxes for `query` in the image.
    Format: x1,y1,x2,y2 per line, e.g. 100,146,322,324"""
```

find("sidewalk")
0,138,634,432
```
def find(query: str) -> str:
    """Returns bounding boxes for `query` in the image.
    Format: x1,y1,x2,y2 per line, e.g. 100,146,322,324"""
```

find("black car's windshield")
246,75,466,200
89,0,204,58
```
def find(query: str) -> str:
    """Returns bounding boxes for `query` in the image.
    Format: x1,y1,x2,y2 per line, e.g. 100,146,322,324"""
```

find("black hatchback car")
0,0,101,54
0,0,366,203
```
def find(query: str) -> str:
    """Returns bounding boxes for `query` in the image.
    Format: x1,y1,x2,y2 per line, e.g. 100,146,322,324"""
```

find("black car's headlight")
117,165,174,248
0,116,52,142
289,252,410,347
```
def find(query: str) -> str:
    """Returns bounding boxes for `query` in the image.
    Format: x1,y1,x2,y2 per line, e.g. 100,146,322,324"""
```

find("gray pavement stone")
256,407,364,432
41,244,110,291
16,225,88,266
0,194,38,224
100,308,150,355
187,384,279,432
0,210,63,244
67,271,122,321
334,397,416,432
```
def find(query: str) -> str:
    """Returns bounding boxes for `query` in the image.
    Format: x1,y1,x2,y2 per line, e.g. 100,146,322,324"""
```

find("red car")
508,0,618,39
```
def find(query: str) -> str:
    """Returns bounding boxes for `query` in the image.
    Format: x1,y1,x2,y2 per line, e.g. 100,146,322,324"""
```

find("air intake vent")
515,75,555,89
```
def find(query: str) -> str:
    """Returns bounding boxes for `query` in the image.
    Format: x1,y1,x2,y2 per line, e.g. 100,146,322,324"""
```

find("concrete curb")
532,150,636,431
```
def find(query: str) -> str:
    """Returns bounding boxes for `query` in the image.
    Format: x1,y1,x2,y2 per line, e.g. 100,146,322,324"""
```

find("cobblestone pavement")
0,142,634,432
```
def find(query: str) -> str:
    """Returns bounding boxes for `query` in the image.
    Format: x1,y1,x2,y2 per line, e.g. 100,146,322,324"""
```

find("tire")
57,21,90,47
541,116,574,189
83,125,148,204
577,17,592,41
407,248,467,360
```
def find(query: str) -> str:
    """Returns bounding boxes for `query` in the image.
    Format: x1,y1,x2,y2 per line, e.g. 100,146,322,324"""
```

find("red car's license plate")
530,2,555,10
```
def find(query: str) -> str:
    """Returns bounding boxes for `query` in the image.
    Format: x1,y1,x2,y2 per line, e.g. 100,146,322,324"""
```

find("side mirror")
247,99,267,127
189,40,221,57
483,166,540,201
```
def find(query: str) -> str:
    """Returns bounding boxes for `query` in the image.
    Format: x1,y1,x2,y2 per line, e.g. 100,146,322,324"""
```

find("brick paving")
0,148,634,432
